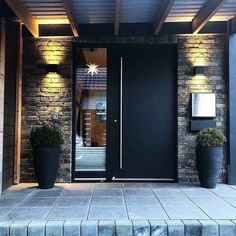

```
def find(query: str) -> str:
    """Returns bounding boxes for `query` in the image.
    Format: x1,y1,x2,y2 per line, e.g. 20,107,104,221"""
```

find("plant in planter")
30,125,63,189
196,128,226,189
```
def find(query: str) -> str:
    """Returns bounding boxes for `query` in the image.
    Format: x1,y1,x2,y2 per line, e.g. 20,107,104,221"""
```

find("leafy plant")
30,125,63,148
197,128,226,147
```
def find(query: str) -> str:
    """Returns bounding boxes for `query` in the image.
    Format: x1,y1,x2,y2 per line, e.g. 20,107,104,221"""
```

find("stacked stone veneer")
21,35,227,183
21,38,73,182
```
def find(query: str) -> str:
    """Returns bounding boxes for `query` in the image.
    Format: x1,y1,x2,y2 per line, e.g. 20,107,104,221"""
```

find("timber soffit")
4,0,236,37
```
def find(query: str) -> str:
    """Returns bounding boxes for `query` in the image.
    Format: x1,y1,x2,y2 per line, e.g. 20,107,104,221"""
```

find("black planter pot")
196,146,223,189
33,147,60,189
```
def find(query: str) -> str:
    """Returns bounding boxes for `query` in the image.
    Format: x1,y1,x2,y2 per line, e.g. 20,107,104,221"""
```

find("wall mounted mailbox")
191,93,216,118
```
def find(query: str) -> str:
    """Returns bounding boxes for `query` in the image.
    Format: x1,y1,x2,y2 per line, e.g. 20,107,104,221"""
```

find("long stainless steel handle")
120,57,123,169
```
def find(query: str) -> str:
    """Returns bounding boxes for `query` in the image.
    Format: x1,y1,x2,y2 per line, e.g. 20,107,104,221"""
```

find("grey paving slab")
61,183,95,190
46,221,64,236
91,196,125,207
19,197,57,207
215,220,236,236
28,220,47,236
64,220,81,236
149,220,167,236
222,197,236,207
0,221,12,236
127,205,168,220
182,220,201,236
93,189,123,196
81,220,98,236
32,189,63,198
95,183,122,188
55,197,91,207
0,208,14,219
62,190,93,197
124,188,154,196
47,207,88,220
163,206,209,220
125,196,160,206
165,220,184,236
132,220,150,236
0,198,25,208
115,220,133,236
199,220,219,236
88,207,128,220
2,189,35,198
99,220,115,236
3,207,51,220
10,221,30,236
210,184,236,197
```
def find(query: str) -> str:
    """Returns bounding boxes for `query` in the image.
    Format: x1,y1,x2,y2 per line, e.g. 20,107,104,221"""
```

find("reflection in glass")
75,48,107,171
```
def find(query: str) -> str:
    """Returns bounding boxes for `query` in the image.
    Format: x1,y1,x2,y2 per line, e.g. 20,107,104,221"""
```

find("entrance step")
0,219,236,236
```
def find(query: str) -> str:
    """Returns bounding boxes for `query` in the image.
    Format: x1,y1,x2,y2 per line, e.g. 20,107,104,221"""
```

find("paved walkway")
1,183,236,221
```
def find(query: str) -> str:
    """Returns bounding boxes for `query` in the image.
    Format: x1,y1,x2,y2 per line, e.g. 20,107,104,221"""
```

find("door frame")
72,42,178,182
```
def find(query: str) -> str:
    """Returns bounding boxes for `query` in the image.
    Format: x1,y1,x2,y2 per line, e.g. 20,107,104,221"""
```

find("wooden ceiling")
4,0,236,37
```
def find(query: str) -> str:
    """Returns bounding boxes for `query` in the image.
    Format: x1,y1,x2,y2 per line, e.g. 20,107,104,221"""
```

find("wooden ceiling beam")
153,0,175,35
114,0,121,36
192,0,227,34
62,0,79,37
5,0,38,37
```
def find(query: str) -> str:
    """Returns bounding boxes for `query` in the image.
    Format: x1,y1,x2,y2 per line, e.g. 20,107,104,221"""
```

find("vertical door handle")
120,57,123,169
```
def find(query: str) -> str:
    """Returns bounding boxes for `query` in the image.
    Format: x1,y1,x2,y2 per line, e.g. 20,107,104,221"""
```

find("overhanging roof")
4,0,236,37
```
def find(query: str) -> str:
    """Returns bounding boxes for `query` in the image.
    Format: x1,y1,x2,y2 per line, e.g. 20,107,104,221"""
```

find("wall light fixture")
194,66,206,76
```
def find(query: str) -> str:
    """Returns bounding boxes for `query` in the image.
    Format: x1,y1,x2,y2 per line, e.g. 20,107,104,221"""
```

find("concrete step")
0,219,236,236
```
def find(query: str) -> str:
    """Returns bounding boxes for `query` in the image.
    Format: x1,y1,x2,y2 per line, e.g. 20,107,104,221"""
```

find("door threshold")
112,177,174,181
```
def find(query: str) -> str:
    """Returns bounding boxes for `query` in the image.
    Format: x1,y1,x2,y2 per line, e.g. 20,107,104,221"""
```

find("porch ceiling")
3,0,236,37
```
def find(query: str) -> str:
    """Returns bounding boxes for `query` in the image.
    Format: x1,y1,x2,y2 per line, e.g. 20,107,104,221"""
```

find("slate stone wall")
21,38,73,182
21,35,227,183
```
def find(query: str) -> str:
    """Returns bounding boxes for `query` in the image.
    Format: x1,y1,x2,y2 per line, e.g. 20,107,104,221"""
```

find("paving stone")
88,207,127,220
19,197,57,207
64,220,81,236
28,221,47,236
99,221,115,236
0,221,12,236
115,220,132,236
4,207,50,220
94,189,123,196
182,220,201,236
199,220,219,236
81,220,98,236
56,197,90,207
91,196,125,207
47,207,88,220
216,220,236,236
10,221,30,236
46,221,64,236
33,189,63,198
0,198,24,207
166,220,184,236
133,220,150,236
149,220,167,236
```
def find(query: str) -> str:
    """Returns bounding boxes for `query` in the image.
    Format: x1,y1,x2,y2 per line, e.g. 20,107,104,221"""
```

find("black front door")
108,45,176,181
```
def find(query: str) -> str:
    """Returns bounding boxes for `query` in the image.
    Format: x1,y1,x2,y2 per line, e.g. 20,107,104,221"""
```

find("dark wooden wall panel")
2,20,18,191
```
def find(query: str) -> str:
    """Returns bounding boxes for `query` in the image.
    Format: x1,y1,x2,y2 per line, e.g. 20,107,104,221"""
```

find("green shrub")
30,125,63,148
197,128,226,147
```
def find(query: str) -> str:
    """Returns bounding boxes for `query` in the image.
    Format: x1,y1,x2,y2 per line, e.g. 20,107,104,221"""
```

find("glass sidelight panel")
75,48,107,171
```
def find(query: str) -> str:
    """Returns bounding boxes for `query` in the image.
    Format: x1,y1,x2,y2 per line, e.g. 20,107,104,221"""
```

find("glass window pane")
75,48,107,171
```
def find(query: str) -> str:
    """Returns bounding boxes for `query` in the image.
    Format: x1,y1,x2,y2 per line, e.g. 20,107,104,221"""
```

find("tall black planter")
33,147,60,189
196,146,223,189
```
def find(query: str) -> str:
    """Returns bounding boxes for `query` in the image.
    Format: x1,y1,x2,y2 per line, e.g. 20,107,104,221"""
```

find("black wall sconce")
46,64,59,74
194,66,206,75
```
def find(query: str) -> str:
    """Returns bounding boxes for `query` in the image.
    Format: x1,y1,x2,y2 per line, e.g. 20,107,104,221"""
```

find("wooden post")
14,23,22,184
0,18,6,194
229,33,236,184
